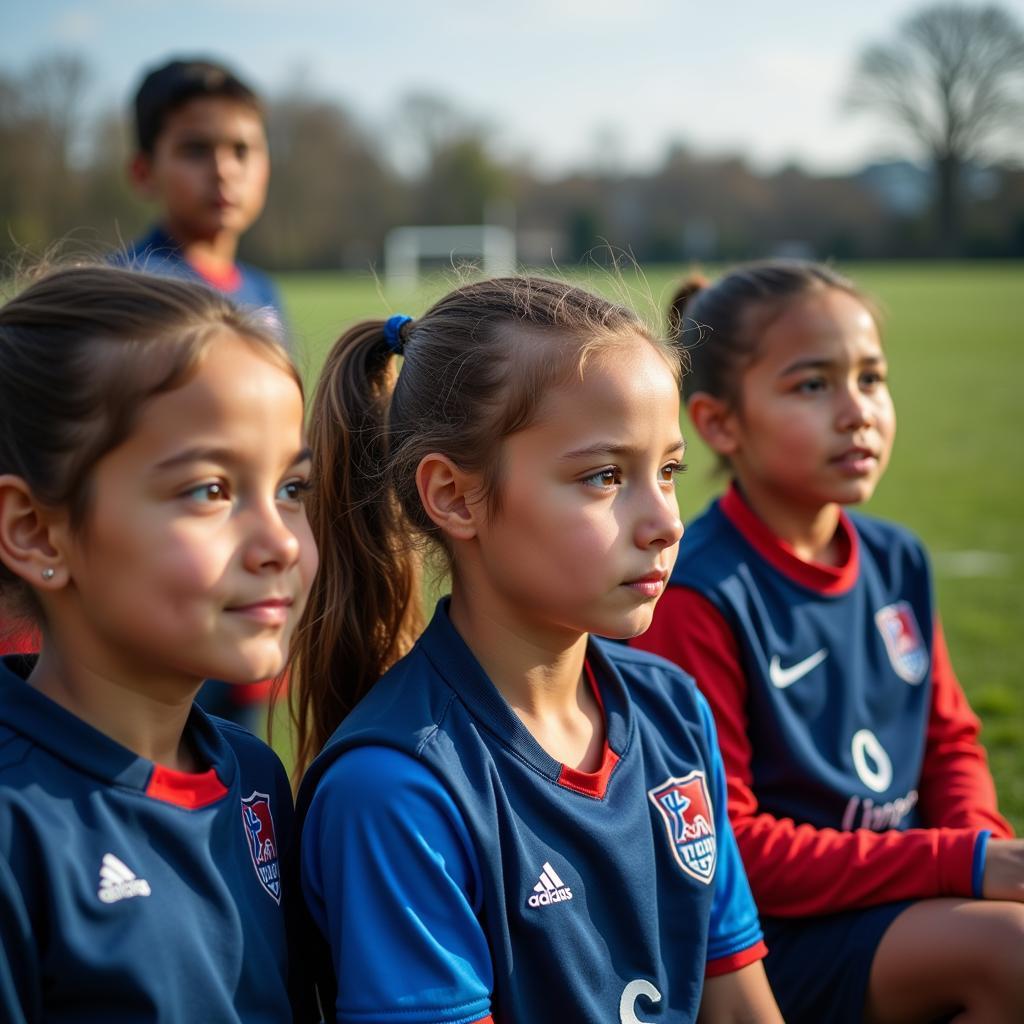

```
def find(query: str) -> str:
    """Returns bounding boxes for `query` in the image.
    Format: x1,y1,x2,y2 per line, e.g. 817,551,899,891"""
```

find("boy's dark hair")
133,57,263,154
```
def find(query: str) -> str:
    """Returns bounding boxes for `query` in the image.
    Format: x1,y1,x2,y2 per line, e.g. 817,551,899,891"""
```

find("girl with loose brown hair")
634,260,1023,1023
0,265,318,1022
292,275,783,1023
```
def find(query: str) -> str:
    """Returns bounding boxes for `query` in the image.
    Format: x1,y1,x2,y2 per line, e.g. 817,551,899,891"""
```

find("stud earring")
41,568,55,581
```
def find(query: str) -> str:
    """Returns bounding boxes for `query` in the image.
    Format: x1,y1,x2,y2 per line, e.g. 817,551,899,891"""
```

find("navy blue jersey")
113,225,287,342
0,656,295,1024
672,492,936,833
296,600,765,1024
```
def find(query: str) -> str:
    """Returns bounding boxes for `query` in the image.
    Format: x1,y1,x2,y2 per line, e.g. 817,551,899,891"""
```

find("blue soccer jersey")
297,599,766,1024
634,484,1010,917
113,225,287,341
0,655,296,1024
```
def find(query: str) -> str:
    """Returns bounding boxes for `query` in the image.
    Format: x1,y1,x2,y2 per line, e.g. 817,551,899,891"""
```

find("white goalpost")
384,224,517,290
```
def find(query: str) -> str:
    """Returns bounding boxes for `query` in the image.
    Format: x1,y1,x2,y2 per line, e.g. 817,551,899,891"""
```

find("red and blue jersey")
296,599,766,1024
633,484,1013,918
0,655,297,1023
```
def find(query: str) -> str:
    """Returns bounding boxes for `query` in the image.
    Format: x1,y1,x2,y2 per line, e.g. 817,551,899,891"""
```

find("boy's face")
132,97,270,246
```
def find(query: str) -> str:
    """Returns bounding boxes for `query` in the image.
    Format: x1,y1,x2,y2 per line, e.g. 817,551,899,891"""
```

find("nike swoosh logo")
769,649,828,689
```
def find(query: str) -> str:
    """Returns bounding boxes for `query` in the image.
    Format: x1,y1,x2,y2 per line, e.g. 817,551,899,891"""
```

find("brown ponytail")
666,273,709,341
285,321,424,781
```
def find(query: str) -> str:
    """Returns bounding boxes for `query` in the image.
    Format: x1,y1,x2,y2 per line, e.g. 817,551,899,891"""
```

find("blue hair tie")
383,314,412,355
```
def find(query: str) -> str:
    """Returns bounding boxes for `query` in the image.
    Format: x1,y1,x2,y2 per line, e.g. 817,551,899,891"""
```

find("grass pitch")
277,262,1024,829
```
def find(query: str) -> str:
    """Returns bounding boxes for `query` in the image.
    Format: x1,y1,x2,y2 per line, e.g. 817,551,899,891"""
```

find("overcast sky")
4,0,1024,176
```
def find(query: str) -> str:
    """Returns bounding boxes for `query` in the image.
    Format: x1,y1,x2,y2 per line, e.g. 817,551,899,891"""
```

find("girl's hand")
982,839,1024,902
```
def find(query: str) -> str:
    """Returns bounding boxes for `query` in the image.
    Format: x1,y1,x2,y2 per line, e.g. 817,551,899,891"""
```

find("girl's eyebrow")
154,445,313,472
560,439,685,461
779,354,885,376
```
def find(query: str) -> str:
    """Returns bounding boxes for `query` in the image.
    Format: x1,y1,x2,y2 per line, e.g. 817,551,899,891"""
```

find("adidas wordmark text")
528,861,573,908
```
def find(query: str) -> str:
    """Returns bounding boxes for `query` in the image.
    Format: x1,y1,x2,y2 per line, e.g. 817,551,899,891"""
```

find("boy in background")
115,57,286,730
117,57,285,338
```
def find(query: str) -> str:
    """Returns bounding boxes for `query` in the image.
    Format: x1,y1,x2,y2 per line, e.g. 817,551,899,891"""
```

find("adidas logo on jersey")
97,853,151,904
527,861,573,908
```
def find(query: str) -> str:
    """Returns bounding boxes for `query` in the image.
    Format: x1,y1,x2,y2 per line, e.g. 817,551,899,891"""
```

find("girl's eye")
582,467,621,489
660,461,687,483
795,377,827,394
185,482,229,503
277,479,311,503
860,370,887,389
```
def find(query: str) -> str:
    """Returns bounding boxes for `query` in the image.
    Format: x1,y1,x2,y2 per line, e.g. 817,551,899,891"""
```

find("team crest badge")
648,770,717,885
875,602,928,684
241,792,281,903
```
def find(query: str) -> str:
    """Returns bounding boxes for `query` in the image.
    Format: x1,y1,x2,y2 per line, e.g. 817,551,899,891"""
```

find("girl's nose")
637,487,684,550
244,503,301,572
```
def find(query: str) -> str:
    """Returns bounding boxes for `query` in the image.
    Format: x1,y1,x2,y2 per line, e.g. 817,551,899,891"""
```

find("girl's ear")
0,476,68,589
415,455,485,542
686,392,741,457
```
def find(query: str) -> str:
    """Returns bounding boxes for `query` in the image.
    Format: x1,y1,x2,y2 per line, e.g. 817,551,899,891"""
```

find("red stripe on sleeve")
916,618,1014,836
705,940,768,978
633,587,986,916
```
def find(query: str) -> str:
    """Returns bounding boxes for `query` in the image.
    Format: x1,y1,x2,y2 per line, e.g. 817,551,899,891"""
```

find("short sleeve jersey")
297,600,766,1024
0,656,295,1024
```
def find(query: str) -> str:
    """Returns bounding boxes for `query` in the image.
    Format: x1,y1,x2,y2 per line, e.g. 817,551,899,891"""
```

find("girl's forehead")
755,289,882,361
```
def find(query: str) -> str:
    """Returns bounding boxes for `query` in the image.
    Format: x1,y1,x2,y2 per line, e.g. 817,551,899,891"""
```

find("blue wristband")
971,829,991,898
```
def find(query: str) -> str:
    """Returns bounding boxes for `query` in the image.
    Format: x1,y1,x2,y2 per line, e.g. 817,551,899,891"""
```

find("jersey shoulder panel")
848,511,930,574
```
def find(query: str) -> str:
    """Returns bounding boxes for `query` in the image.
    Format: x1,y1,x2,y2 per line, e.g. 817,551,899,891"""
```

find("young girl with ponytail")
291,278,783,1024
634,261,1023,1024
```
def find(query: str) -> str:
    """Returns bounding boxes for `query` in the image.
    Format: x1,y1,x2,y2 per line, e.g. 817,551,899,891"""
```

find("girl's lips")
624,572,668,598
227,597,293,626
831,448,878,475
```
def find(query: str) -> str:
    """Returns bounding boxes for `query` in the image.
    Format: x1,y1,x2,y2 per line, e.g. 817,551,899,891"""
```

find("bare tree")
847,3,1024,253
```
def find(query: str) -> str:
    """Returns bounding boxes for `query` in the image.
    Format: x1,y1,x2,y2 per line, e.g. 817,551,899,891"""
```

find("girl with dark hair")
634,260,1023,1023
292,276,783,1023
0,265,317,1022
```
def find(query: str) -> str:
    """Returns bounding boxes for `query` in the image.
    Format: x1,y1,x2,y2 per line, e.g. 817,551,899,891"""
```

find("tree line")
3,4,1022,271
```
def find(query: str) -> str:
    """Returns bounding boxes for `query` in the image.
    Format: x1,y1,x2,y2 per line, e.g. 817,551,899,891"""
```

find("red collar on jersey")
146,764,229,809
556,659,620,799
720,482,860,596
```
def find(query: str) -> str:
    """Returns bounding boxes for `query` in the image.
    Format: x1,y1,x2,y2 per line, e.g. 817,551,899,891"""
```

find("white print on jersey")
527,861,573,908
842,788,919,831
768,648,828,689
851,729,893,793
97,853,151,904
620,979,662,1024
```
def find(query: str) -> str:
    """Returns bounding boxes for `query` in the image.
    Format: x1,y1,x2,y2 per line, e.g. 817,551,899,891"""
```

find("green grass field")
276,262,1024,830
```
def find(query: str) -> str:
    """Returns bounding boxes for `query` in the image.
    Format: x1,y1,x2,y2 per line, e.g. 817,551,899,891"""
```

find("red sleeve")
632,587,984,917
0,624,39,655
916,619,1013,836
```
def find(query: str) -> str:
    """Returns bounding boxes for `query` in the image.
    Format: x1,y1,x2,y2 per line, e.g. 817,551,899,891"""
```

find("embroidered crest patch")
241,791,281,903
648,770,717,885
875,601,928,684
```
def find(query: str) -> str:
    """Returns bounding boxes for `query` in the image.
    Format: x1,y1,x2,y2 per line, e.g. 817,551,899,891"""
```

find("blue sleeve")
301,746,493,1024
0,853,35,1024
697,693,766,967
